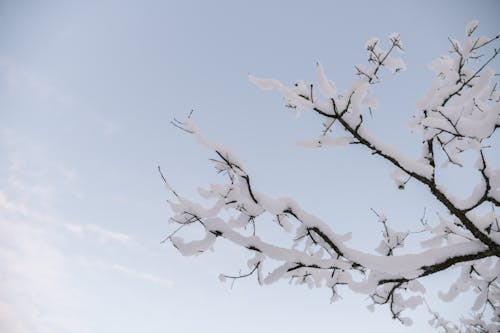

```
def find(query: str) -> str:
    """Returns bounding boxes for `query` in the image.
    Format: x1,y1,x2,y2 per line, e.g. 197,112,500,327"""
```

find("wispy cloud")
0,129,132,245
64,222,131,244
0,191,29,216
0,188,131,246
0,59,169,330
0,59,122,137
77,255,174,288
0,211,83,333
0,138,129,332
0,139,172,332
0,58,73,106
110,263,174,287
0,189,145,333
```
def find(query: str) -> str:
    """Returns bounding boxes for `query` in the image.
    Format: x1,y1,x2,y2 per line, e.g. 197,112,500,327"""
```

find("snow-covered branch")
163,21,499,331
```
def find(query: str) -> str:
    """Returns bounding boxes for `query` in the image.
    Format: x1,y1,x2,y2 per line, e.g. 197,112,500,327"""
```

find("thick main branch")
309,103,500,253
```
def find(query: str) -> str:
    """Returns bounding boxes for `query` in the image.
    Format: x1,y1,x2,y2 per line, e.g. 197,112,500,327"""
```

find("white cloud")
0,59,73,105
64,222,131,244
0,299,34,333
0,147,135,332
76,255,174,288
0,191,28,215
1,59,123,138
1,189,131,247
0,148,171,332
0,96,171,331
0,214,83,333
0,189,141,333
110,263,174,287
0,129,131,246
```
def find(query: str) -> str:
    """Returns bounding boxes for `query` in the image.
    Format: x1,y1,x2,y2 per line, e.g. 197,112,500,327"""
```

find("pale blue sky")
0,1,499,332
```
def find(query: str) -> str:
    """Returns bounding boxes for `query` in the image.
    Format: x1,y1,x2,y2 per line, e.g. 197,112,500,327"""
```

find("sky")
0,1,499,332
